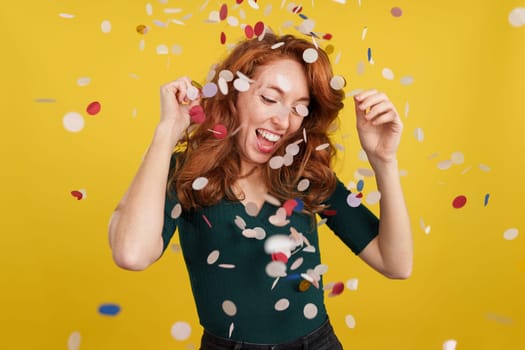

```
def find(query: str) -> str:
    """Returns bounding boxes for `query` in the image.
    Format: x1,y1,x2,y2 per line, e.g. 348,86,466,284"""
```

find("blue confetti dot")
367,48,372,62
286,274,301,280
293,198,305,212
356,179,364,192
98,303,121,316
484,193,490,206
299,13,308,20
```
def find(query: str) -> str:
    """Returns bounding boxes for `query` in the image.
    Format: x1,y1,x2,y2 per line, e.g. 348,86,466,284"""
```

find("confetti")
254,21,265,36
452,195,467,209
382,68,394,80
218,263,236,269
220,31,227,44
244,201,259,216
86,101,101,115
346,278,358,290
171,322,192,341
330,75,346,90
443,340,457,350
234,215,246,230
244,24,254,38
503,228,519,240
266,261,287,277
391,7,403,17
400,76,414,85
59,13,75,19
290,257,304,270
484,193,490,206
71,189,86,200
269,156,284,169
437,159,453,170
202,82,218,97
365,191,381,205
302,48,319,63
192,177,209,190
219,4,228,20
315,143,330,151
297,178,310,192
189,105,206,124
414,127,424,142
77,77,91,86
63,112,84,132
508,8,525,27
274,298,290,311
233,78,250,91
98,303,121,316
101,20,111,33
346,193,361,207
222,300,237,316
328,282,344,297
67,331,81,350
451,152,464,164
303,303,318,319
345,315,356,328
156,44,169,55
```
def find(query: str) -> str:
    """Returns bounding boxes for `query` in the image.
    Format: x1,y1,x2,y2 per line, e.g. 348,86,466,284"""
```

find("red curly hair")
168,32,345,214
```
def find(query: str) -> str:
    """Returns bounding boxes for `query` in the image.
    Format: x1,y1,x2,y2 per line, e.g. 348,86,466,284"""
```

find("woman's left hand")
353,89,403,166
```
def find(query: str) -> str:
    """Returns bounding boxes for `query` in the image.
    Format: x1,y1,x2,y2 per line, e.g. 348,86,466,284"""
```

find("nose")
270,105,291,130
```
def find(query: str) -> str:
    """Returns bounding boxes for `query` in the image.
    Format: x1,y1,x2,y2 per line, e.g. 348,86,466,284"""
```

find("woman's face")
235,58,310,170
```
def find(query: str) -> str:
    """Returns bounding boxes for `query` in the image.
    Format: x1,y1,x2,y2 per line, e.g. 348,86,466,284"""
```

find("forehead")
252,59,309,95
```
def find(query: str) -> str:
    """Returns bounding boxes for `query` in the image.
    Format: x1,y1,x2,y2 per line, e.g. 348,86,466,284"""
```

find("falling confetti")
192,177,209,190
222,300,237,316
443,339,457,350
391,7,403,17
171,322,192,341
67,331,81,350
303,303,318,319
63,112,84,132
345,314,356,328
503,228,519,240
86,101,101,115
101,20,111,33
98,303,121,316
452,195,467,209
509,8,525,27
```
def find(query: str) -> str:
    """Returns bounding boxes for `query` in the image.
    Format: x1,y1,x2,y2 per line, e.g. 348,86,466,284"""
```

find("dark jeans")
199,317,343,350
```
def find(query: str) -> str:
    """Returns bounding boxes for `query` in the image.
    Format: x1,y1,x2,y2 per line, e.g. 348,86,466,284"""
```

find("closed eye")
260,95,277,104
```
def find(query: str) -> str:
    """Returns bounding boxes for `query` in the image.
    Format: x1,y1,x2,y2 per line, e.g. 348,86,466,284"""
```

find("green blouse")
162,160,379,344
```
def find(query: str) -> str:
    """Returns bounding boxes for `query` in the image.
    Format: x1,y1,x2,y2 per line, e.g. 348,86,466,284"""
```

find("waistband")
201,317,335,350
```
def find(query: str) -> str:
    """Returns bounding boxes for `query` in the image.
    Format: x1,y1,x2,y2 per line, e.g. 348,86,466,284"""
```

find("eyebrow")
263,84,310,103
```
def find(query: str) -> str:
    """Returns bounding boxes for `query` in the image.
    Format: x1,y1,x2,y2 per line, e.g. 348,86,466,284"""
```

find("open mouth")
256,129,281,153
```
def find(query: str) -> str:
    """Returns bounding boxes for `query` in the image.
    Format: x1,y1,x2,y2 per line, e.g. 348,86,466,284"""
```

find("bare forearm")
373,160,413,278
109,125,179,270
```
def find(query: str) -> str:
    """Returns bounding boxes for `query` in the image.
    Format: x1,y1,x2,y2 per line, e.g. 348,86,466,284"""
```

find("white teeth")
257,129,280,142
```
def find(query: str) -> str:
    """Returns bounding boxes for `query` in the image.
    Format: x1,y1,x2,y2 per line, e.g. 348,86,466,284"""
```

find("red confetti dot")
244,24,254,39
355,192,363,199
236,0,243,3
282,199,298,216
322,33,333,40
219,4,228,21
331,282,344,296
212,124,228,139
292,6,302,14
253,21,265,37
452,195,467,209
71,190,83,200
189,105,206,124
272,252,289,264
86,101,101,115
220,31,226,44
322,209,337,216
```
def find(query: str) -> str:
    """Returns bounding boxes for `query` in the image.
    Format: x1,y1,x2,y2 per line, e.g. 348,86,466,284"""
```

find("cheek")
290,116,304,133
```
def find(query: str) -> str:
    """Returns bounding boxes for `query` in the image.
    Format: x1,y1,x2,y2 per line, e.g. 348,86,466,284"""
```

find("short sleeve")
161,153,180,252
320,177,379,255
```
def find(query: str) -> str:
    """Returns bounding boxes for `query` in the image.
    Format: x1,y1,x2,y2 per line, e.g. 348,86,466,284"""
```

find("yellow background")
1,0,524,349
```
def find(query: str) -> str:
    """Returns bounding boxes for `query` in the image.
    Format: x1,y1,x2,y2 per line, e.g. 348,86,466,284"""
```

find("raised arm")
352,89,413,279
108,77,198,271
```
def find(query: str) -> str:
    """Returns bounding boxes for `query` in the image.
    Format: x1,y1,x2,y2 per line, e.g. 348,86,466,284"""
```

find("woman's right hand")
157,77,201,147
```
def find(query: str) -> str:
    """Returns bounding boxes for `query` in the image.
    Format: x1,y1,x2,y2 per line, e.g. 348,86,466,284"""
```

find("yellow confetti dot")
136,24,149,34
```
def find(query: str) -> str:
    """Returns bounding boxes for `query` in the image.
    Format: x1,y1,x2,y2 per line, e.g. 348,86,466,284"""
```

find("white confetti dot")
101,20,111,33
297,178,310,192
59,13,75,19
192,177,209,190
414,127,424,142
187,85,199,101
330,75,346,90
400,75,414,85
451,152,464,164
227,16,239,26
290,257,304,271
283,153,294,166
233,78,250,92
139,39,145,51
314,264,328,275
171,322,192,341
171,203,182,219
171,44,183,55
509,8,525,27
269,156,284,169
234,215,246,230
63,112,84,132
286,143,300,156
254,227,266,240
244,201,259,216
303,48,319,63
443,339,457,350
503,228,519,240
248,0,259,10
146,3,153,15
345,315,356,328
357,168,375,177
437,159,453,170
346,278,358,290
222,300,237,316
382,68,394,80
67,331,81,350
303,303,318,319
365,191,381,205
271,42,285,49
315,143,330,151
264,234,295,254
479,163,491,172
207,250,220,264
218,264,236,269
275,298,290,311
265,261,287,277
77,77,91,86
156,44,169,55
218,77,228,95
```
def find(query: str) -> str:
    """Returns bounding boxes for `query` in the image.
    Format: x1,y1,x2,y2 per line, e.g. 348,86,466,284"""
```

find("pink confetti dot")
391,7,403,17
244,25,254,39
212,124,228,139
189,105,206,124
254,21,265,37
86,101,101,115
219,4,228,21
452,195,467,209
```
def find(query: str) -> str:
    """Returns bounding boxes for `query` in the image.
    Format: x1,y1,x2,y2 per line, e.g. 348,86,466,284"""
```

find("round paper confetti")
86,101,101,115
98,303,121,316
101,20,111,33
329,282,344,296
77,77,91,86
346,278,358,290
269,156,284,169
254,21,265,36
220,32,227,45
244,24,254,38
330,75,346,90
303,48,319,63
136,24,149,34
414,127,424,142
207,250,220,264
503,228,519,240
212,124,228,139
303,303,318,319
244,201,259,216
63,112,84,132
382,68,394,80
295,104,309,117
219,4,228,21
437,159,453,170
171,322,192,341
192,177,209,190
286,143,300,156
171,203,182,219
67,331,81,350
265,261,287,277
274,298,290,311
290,257,304,271
365,191,381,205
345,315,356,328
234,215,246,230
391,7,403,17
202,82,218,97
443,339,457,350
400,76,414,85
346,193,361,207
509,8,525,27
451,151,464,164
297,178,310,192
452,195,467,209
156,44,169,55
233,78,250,92
222,300,237,316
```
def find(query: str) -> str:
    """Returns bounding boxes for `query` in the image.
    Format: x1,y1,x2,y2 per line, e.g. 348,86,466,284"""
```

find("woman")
108,32,412,349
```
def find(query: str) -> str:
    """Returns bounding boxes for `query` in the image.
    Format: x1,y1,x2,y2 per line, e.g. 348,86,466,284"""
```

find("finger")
364,100,394,120
354,89,378,104
369,110,399,126
357,91,390,112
